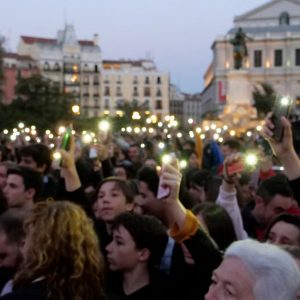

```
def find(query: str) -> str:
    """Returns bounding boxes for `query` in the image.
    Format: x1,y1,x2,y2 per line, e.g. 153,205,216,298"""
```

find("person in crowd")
18,144,57,199
265,213,300,247
192,203,237,252
105,212,172,300
113,161,136,180
0,163,16,191
205,239,300,300
0,201,106,300
3,166,43,210
0,209,27,295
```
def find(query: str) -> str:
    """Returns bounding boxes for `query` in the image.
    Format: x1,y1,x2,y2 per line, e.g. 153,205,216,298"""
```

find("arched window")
279,12,290,25
44,62,50,71
54,63,60,71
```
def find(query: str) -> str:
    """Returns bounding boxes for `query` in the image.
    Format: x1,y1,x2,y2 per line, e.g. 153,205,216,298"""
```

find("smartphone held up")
271,96,293,142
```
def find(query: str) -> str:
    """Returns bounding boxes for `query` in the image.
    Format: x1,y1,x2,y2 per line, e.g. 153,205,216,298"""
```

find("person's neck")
251,206,265,228
123,265,150,295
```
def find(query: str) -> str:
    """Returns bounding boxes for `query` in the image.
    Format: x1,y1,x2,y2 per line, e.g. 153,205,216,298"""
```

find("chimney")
93,34,99,46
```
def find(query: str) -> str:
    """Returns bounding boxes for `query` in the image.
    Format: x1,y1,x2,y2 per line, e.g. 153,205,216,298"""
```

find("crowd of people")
0,113,299,300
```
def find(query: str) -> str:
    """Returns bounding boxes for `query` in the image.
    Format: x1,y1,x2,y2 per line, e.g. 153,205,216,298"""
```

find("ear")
126,202,135,212
255,195,265,207
138,248,150,263
25,188,36,200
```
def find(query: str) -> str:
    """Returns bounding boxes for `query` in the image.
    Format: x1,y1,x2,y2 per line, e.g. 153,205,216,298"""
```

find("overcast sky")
1,0,267,93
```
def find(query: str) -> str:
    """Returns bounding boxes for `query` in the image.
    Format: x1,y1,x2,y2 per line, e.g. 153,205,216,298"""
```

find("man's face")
128,146,140,162
0,231,23,268
0,165,8,189
3,174,27,208
19,156,38,171
221,145,238,159
137,181,162,217
188,184,206,204
267,221,300,247
259,194,293,226
205,257,255,300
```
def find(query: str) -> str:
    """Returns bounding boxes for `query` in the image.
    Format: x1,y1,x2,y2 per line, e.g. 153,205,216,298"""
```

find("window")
44,62,50,71
116,86,122,96
93,75,99,85
145,76,150,84
94,65,99,73
144,87,151,97
296,49,300,66
133,87,139,97
254,50,262,67
104,99,110,109
156,88,162,97
274,50,283,67
83,76,89,85
156,100,162,110
54,63,60,71
279,12,290,25
104,86,110,96
133,76,138,84
157,76,161,84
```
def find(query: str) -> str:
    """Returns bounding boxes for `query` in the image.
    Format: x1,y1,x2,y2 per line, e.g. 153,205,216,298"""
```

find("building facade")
201,0,300,117
2,53,39,104
16,25,170,118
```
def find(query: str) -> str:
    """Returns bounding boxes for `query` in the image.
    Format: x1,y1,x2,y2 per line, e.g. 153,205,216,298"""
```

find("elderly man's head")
205,239,300,300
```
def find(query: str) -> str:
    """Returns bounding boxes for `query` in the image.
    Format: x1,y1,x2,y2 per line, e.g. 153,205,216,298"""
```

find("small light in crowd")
165,115,170,122
223,125,228,130
200,134,205,140
121,128,125,132
10,135,16,141
91,132,95,137
50,144,55,149
196,127,202,133
179,160,188,169
162,154,172,165
177,132,182,138
25,136,31,142
151,115,158,123
142,127,147,132
3,129,8,134
205,126,210,131
49,134,54,139
53,151,61,160
218,137,224,143
134,127,140,134
45,130,51,135
280,166,284,171
72,130,75,135
216,128,222,134
31,130,37,136
82,131,87,135
211,123,217,130
188,118,193,124
158,142,165,149
163,129,168,134
213,133,219,140
98,120,110,132
149,128,154,133
141,143,145,148
189,131,194,138
167,134,171,139
58,126,66,134
172,120,178,127
146,118,151,124
126,127,132,133
31,125,36,130
25,128,30,133
246,131,252,137
82,133,92,144
36,138,41,143
13,128,18,133
245,154,258,166
256,125,262,132
280,96,290,106
230,130,236,136
158,122,163,127
18,122,25,129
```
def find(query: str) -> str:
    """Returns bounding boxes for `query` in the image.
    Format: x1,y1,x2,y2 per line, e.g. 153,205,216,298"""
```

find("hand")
262,113,294,159
223,153,242,184
158,159,182,205
59,134,76,177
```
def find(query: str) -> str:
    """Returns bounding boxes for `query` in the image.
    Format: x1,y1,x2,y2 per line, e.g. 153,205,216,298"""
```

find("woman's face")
267,221,300,247
96,181,133,222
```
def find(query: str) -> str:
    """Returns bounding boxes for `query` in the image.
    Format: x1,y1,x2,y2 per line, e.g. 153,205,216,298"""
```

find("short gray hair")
225,240,300,300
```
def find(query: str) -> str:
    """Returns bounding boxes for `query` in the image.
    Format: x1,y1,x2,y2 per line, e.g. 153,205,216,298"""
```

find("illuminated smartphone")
271,96,292,142
157,153,176,200
89,147,98,159
61,127,72,151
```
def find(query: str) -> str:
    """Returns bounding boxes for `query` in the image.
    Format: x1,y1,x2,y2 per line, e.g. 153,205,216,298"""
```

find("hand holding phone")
157,153,176,200
271,96,292,142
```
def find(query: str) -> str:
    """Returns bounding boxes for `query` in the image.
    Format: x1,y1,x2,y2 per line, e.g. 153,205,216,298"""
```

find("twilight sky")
1,0,266,93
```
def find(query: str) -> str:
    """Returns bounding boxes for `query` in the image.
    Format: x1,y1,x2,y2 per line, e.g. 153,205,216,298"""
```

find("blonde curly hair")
14,200,106,300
